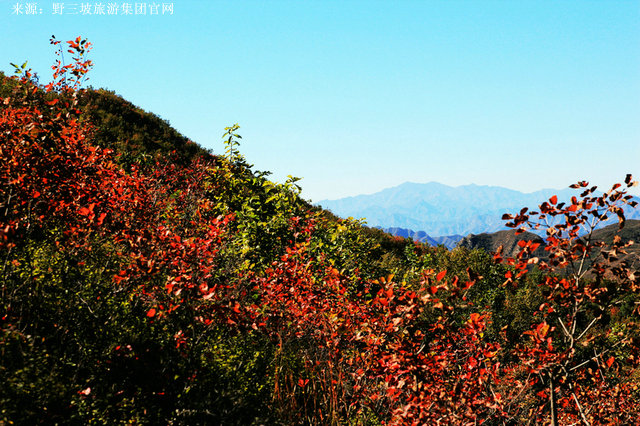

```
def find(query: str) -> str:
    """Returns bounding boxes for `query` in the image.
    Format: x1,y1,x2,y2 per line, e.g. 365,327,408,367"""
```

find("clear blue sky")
2,0,639,202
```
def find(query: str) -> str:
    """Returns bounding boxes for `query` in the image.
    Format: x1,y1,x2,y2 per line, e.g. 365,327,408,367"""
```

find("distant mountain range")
318,182,640,241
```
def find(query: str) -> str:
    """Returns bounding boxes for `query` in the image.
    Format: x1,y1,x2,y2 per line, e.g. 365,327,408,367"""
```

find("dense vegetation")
1,37,639,425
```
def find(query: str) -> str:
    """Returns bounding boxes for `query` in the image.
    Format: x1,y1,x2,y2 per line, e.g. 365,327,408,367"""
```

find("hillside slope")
2,44,639,425
457,220,640,266
457,229,546,259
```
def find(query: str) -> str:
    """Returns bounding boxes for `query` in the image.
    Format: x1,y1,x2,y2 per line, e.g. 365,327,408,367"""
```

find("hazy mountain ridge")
319,182,640,237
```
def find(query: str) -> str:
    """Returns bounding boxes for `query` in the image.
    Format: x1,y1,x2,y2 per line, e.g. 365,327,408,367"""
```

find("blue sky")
2,0,639,202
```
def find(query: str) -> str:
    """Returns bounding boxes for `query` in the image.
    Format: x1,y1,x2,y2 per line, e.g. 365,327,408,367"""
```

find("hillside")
2,41,639,425
78,88,209,165
457,229,546,259
1,55,465,423
457,220,640,268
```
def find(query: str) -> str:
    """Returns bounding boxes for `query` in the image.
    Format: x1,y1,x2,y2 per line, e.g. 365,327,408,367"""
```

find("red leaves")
78,203,95,217
468,312,485,331
569,180,589,189
46,36,93,93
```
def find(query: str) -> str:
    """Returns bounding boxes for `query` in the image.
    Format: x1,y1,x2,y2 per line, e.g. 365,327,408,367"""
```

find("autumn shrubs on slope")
1,38,640,425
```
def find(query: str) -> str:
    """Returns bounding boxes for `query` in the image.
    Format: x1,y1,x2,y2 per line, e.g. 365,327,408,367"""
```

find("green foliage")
78,88,207,167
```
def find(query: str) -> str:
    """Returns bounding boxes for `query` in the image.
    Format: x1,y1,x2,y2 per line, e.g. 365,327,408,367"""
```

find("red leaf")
78,203,95,216
436,270,447,282
549,195,558,205
536,322,549,337
606,356,615,368
146,308,156,318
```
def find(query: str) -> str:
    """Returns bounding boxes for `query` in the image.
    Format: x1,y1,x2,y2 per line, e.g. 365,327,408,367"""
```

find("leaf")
615,207,625,229
97,212,107,225
78,203,95,216
146,308,156,318
606,356,615,368
536,322,549,338
549,195,558,205
436,270,447,282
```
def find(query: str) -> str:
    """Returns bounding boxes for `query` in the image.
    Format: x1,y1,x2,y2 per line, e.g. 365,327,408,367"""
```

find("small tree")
498,176,640,424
